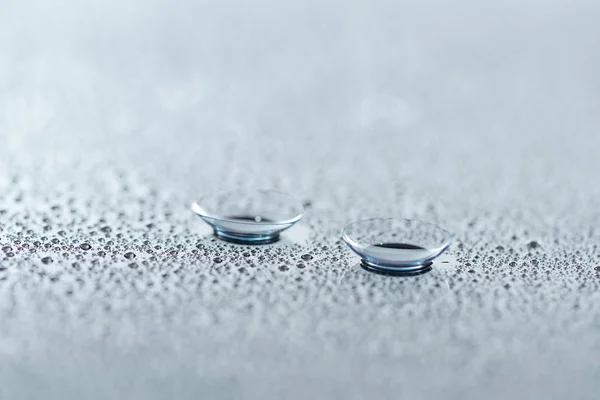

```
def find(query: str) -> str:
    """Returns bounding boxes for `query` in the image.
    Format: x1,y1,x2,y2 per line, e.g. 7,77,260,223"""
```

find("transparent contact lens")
191,190,304,244
341,218,452,275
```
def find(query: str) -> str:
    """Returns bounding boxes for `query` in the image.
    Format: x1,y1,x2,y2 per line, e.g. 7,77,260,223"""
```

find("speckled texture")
1,1,600,398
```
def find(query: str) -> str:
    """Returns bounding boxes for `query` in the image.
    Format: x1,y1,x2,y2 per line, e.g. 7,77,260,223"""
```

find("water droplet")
101,226,112,233
124,252,136,260
213,257,223,263
301,254,313,261
1,246,11,253
128,263,138,268
6,252,14,257
279,265,289,271
41,256,53,264
80,243,92,250
527,241,540,250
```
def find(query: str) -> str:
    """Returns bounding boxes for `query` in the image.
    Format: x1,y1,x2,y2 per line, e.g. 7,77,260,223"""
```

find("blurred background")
2,0,599,207
1,0,599,398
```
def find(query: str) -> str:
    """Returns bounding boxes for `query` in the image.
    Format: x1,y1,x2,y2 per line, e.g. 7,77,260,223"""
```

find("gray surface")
1,1,600,398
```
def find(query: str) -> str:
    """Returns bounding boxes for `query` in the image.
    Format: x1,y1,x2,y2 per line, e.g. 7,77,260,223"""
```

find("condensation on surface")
1,0,600,399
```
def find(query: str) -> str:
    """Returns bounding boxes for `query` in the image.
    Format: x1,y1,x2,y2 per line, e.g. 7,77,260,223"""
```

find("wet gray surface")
1,1,600,398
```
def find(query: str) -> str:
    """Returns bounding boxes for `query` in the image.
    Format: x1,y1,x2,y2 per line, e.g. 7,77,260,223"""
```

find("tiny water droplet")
124,252,136,260
301,254,313,261
41,256,53,264
213,257,223,263
101,226,112,233
80,243,91,250
1,246,11,253
279,265,289,271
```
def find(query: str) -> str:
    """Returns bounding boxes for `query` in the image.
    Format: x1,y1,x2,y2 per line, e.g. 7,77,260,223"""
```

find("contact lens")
342,218,452,274
191,190,304,244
